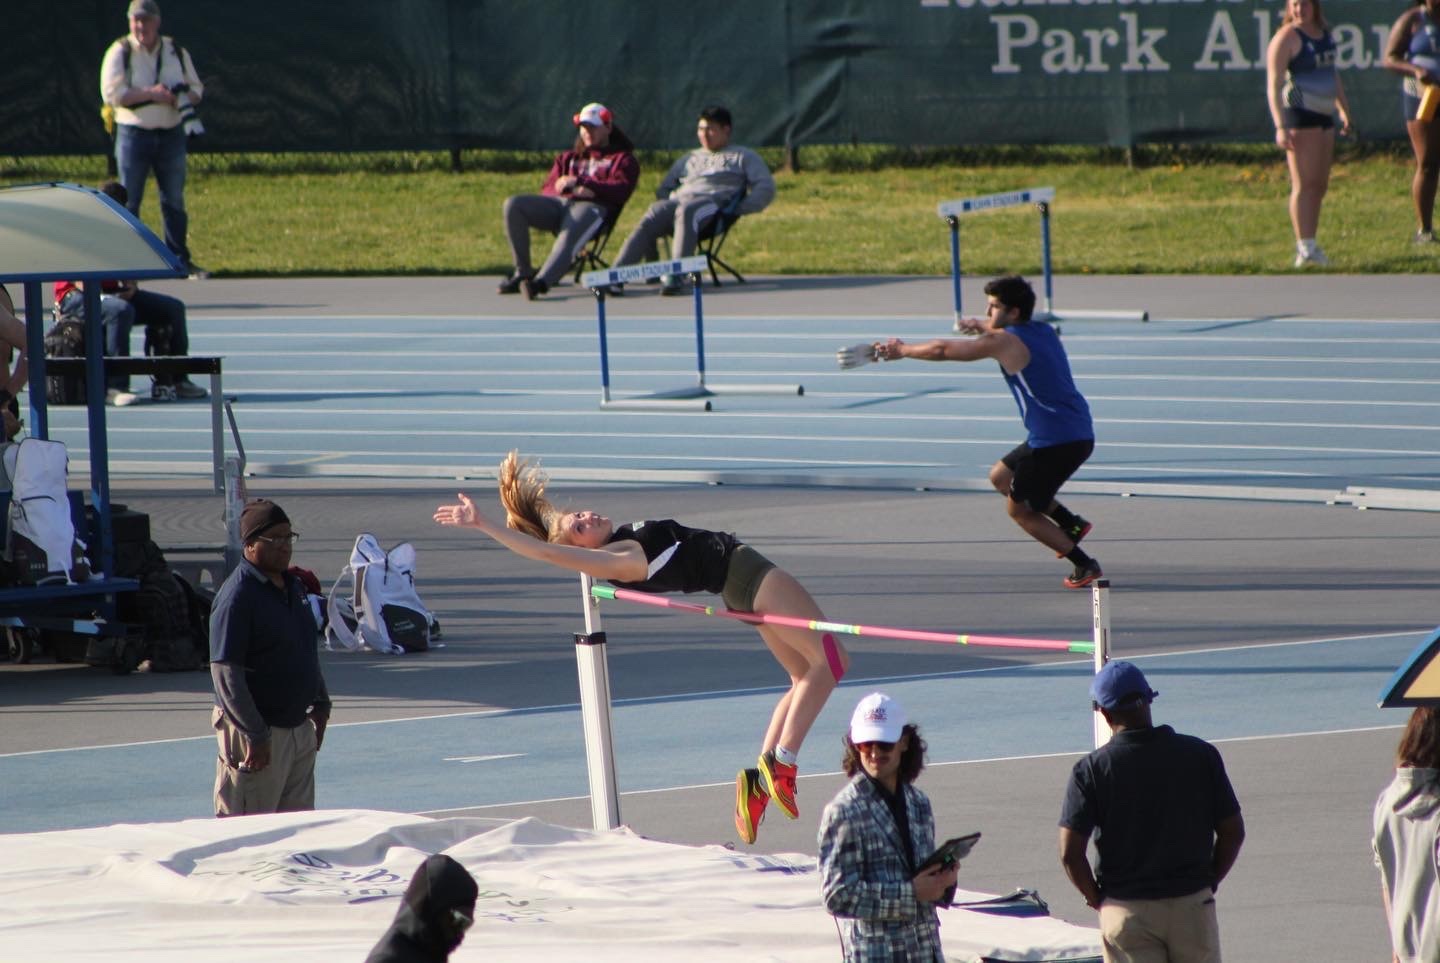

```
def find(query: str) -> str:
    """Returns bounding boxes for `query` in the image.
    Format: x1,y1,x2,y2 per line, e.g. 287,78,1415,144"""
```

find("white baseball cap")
573,102,612,128
849,692,906,744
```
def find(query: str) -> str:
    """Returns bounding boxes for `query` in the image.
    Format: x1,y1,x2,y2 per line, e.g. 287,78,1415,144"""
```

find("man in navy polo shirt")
1058,661,1245,962
209,499,330,816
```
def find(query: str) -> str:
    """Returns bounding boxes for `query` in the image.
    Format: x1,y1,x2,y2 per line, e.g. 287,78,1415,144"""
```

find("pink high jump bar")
589,585,1095,654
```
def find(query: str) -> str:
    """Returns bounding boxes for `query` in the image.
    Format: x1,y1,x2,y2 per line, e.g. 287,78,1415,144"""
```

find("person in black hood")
365,854,479,963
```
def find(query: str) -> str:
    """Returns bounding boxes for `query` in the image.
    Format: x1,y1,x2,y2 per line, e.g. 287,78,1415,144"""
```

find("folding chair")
571,205,622,285
695,190,748,287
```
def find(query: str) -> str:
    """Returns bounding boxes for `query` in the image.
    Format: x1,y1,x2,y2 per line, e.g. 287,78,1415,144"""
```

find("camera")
170,83,205,138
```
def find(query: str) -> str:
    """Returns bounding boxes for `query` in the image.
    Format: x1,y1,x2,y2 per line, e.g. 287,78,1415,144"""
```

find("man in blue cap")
1058,661,1246,962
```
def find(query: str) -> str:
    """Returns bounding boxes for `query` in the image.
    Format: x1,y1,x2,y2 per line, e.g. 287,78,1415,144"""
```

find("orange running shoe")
735,767,768,844
758,750,799,820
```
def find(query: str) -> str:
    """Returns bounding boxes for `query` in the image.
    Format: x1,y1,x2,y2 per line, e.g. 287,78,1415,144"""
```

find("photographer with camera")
100,0,208,278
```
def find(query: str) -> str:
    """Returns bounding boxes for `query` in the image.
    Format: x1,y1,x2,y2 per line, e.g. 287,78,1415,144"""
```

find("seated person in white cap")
818,692,958,962
497,102,639,300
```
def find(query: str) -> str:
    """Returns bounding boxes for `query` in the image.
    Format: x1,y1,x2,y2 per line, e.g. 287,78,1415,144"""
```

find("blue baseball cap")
1090,660,1158,710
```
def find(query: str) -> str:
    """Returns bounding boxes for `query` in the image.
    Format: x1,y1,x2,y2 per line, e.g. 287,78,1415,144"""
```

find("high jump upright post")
1092,578,1113,749
937,187,1148,326
575,573,622,830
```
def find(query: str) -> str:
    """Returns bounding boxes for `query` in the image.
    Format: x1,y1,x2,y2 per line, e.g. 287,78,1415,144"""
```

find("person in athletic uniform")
1384,0,1440,243
1266,0,1353,268
433,450,849,844
868,275,1101,590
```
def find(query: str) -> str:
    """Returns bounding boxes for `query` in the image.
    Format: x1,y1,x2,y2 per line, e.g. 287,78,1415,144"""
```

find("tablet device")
916,832,981,874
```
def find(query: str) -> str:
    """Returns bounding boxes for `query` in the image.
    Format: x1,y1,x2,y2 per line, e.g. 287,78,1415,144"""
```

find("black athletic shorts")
1280,107,1334,130
1001,438,1095,512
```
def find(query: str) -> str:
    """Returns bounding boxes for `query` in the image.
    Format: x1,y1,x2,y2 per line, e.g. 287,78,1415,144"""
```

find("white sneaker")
1415,230,1436,244
105,388,137,407
1293,248,1330,268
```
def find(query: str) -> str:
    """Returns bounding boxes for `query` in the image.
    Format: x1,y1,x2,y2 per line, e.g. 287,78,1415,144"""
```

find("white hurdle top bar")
582,255,709,289
937,186,1055,220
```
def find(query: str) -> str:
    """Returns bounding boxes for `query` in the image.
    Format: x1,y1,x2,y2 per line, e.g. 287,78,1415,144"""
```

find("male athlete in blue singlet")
872,275,1101,589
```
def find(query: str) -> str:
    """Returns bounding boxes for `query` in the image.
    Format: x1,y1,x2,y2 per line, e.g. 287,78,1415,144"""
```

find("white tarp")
0,809,1101,962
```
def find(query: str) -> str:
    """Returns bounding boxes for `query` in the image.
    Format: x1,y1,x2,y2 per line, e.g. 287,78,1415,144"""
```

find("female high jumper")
433,451,849,844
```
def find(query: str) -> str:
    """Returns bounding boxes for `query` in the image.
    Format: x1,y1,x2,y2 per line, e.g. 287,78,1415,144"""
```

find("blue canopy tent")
0,181,184,629
1379,627,1440,708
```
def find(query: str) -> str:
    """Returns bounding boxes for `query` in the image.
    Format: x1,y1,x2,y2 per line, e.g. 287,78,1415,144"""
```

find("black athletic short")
1001,438,1095,512
1280,107,1334,130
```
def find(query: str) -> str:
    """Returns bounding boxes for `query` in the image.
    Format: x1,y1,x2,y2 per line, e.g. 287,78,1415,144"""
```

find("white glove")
837,342,880,370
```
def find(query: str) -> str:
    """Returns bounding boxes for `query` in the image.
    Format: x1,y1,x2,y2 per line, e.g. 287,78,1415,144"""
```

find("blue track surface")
37,313,1440,494
3,630,1419,835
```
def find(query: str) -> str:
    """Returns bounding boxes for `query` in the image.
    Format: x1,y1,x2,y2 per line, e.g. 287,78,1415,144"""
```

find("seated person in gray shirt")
609,105,775,295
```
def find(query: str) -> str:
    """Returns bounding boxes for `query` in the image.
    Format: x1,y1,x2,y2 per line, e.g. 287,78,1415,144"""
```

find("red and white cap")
573,102,613,127
850,692,906,743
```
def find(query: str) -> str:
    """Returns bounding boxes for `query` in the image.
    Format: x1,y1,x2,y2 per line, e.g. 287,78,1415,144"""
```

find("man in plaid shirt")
818,693,958,961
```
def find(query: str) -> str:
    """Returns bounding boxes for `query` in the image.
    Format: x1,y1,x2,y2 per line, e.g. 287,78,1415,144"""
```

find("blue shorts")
1403,90,1424,123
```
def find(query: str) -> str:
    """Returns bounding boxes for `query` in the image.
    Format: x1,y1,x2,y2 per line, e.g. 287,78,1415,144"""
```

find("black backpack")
114,538,207,672
43,316,86,405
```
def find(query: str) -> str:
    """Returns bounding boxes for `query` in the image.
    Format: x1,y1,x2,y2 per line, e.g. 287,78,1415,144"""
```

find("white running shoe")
105,388,138,407
1293,247,1330,268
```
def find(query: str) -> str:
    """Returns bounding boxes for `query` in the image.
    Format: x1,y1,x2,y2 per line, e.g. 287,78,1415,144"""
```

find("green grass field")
4,145,1435,276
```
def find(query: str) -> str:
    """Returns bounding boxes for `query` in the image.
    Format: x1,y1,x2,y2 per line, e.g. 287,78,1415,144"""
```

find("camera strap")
119,35,189,90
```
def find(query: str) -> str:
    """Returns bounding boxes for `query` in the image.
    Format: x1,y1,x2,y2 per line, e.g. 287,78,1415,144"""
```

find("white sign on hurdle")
581,256,803,410
937,186,1147,326
937,186,1055,219
580,255,709,290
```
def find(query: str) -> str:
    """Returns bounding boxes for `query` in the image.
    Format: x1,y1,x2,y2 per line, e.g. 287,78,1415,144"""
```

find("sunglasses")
855,740,896,753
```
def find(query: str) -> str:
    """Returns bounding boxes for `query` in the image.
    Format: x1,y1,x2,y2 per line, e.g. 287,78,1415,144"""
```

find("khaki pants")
1099,888,1222,963
212,706,318,817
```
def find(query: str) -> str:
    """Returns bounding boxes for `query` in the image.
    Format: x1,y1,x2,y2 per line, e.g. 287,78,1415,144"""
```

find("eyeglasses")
856,740,896,753
252,532,300,546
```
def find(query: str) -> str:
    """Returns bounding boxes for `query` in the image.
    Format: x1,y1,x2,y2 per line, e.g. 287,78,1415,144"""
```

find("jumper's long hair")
498,450,563,542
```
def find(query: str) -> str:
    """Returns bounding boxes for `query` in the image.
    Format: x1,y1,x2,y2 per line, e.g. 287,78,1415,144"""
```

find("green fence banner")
3,0,1411,155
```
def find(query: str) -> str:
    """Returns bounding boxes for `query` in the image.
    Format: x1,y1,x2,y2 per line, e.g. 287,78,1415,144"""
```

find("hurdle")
937,187,1148,326
580,257,803,411
570,574,1112,830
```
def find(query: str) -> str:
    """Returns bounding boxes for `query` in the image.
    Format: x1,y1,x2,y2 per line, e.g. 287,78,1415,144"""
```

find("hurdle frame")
581,257,803,411
937,187,1148,326
569,576,1113,831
